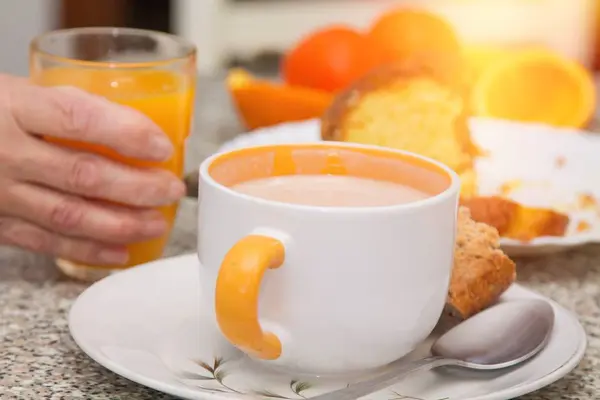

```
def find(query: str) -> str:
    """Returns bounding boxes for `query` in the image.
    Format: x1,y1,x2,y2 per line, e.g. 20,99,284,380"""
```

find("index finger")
9,84,174,161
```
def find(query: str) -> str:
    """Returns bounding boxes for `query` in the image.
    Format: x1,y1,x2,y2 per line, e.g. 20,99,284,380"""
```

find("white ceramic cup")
197,142,460,375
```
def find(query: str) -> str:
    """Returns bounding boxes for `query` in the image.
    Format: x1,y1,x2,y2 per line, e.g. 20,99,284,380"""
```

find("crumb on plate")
497,179,523,197
576,220,592,233
577,192,598,210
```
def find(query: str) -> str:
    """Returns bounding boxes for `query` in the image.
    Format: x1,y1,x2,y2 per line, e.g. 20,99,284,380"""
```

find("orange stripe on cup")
208,143,451,196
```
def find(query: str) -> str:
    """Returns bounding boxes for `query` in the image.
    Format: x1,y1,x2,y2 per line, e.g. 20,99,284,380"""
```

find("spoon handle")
309,356,452,400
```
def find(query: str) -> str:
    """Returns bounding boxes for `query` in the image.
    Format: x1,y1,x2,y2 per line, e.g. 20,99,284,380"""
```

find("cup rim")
30,27,196,69
200,142,461,214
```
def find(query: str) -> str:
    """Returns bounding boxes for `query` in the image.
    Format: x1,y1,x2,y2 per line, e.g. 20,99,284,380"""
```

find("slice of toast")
460,196,569,241
447,207,517,319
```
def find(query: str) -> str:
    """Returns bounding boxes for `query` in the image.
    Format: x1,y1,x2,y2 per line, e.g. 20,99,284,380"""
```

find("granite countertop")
1,77,599,399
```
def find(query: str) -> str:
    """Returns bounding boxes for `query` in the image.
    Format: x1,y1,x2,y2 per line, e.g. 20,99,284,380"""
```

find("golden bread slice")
321,54,480,197
447,207,517,319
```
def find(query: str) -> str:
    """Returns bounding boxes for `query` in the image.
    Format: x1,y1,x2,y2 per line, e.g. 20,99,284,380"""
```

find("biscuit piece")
460,196,569,241
447,207,517,319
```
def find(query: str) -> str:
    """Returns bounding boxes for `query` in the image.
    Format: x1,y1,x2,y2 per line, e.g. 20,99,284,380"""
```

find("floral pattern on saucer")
178,357,321,398
160,314,451,400
174,355,448,400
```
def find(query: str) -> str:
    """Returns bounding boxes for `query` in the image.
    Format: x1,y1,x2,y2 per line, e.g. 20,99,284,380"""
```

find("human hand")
0,75,186,265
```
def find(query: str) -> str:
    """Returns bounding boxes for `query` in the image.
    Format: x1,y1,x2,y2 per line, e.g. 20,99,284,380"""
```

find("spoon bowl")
311,299,555,400
433,299,555,369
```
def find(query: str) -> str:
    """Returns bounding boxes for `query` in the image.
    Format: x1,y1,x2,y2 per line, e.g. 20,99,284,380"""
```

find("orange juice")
31,68,195,267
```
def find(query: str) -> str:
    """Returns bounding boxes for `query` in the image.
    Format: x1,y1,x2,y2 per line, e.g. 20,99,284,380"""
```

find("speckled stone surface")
1,77,600,399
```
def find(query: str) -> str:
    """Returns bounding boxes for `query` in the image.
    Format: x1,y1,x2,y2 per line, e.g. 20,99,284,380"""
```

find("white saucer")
217,118,600,256
69,254,586,400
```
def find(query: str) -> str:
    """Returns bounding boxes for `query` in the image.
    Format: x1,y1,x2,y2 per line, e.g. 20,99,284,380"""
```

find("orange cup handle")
215,234,285,360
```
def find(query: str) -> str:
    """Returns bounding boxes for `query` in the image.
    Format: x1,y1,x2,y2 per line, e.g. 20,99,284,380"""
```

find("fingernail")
169,180,186,200
98,248,129,265
150,135,174,160
145,218,168,236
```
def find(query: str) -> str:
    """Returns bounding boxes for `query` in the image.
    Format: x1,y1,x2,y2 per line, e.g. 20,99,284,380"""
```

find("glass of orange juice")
29,27,196,282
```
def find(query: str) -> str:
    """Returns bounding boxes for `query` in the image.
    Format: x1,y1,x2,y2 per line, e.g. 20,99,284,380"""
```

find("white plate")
70,254,586,400
217,118,600,256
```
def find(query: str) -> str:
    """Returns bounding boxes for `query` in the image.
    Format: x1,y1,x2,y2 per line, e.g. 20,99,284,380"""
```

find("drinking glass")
30,27,196,282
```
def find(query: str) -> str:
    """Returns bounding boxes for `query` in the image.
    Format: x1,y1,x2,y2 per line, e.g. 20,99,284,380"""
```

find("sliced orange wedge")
464,45,514,83
227,69,334,130
471,49,596,128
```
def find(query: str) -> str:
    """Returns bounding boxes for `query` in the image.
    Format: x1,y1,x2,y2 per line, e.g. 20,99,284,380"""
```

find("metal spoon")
310,299,555,400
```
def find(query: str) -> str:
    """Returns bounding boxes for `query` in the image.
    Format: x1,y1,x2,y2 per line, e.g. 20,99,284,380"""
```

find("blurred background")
0,0,171,75
2,0,597,76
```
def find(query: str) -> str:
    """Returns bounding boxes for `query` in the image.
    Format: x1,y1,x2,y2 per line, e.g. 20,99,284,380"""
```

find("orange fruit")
367,9,462,65
228,69,333,130
472,49,596,128
282,26,381,93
